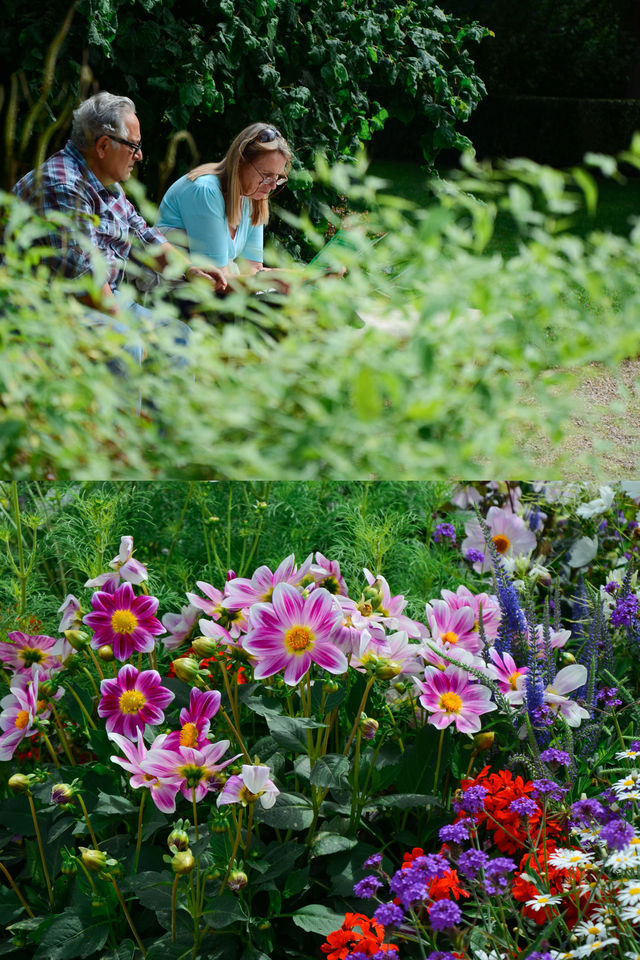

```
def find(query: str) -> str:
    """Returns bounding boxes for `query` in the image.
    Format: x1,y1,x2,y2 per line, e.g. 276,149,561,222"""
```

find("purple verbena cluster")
433,523,457,545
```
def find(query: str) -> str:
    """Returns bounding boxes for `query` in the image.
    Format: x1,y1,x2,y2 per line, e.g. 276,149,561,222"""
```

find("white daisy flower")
572,919,609,943
616,749,640,760
548,848,596,869
605,849,640,872
573,939,618,957
525,893,563,911
612,772,640,796
620,903,640,924
616,879,640,906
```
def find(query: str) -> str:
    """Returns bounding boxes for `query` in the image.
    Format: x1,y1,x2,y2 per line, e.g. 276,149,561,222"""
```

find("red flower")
512,845,594,928
321,913,398,960
458,766,562,855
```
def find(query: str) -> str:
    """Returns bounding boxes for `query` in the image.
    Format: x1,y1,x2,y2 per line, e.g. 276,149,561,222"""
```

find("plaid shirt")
12,141,166,291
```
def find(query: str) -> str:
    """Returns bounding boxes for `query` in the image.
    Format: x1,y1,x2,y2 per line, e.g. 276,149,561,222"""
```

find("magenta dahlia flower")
83,582,165,661
164,688,221,750
0,672,42,760
161,603,199,651
439,585,502,641
140,740,237,813
217,764,279,809
222,553,313,611
425,600,481,654
415,666,497,734
98,664,174,738
484,648,528,705
0,631,67,675
243,583,347,685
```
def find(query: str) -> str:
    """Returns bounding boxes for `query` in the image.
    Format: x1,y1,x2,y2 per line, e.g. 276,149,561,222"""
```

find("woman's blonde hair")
186,122,292,228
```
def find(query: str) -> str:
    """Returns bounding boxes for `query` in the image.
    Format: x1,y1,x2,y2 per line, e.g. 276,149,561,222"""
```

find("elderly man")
13,90,226,318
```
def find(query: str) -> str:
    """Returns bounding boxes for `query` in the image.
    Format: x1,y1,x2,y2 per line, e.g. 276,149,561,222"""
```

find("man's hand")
185,265,228,294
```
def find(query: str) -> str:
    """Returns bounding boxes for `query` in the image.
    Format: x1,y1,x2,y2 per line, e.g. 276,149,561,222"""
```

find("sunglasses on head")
253,126,282,144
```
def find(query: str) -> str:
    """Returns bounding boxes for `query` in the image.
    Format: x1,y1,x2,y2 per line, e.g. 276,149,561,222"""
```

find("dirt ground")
529,360,640,477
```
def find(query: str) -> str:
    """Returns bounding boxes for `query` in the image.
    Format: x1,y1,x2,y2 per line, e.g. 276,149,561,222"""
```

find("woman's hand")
185,265,228,293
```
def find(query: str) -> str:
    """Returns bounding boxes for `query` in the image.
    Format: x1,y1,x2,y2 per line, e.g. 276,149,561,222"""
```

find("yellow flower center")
19,647,46,665
508,671,522,690
627,886,640,896
284,625,313,653
111,609,138,634
118,690,146,714
492,534,510,554
239,785,264,804
587,927,600,935
441,631,459,645
439,692,463,713
14,709,30,729
180,723,199,748
630,837,640,846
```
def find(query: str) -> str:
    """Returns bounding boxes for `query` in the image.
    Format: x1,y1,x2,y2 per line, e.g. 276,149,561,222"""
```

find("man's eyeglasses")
102,134,143,155
246,158,288,190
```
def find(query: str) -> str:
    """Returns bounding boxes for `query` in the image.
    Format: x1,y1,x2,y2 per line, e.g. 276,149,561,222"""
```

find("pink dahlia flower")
533,624,571,655
217,764,279,809
98,664,175,738
58,595,82,633
543,665,590,727
0,631,67,676
439,585,502,641
351,629,423,677
140,740,238,813
484,649,528,705
331,597,387,655
161,603,199,652
243,583,347,685
309,553,349,597
461,506,537,573
0,672,43,760
222,554,313,611
164,688,221,750
83,582,165,661
85,535,149,589
361,569,425,639
425,600,481,655
415,666,497,734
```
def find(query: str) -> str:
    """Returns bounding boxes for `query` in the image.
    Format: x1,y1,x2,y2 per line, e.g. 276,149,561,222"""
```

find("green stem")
27,792,54,908
433,728,445,793
244,802,255,860
41,729,61,768
164,482,194,573
10,482,28,614
65,683,98,729
87,648,105,681
77,793,100,848
134,790,146,873
349,729,362,830
110,876,147,956
219,808,244,895
342,675,375,757
51,702,75,766
0,859,35,917
171,873,179,943
81,665,100,698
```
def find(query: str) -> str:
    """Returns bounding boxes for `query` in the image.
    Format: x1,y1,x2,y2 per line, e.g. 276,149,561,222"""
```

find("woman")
157,123,292,291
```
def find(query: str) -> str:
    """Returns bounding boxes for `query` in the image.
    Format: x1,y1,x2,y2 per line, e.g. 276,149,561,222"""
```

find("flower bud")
192,636,219,658
172,657,201,683
359,715,379,740
228,869,248,891
226,569,236,580
375,660,402,680
8,773,32,793
80,848,108,874
168,828,190,852
97,644,114,662
362,586,382,606
560,651,576,666
64,629,90,651
38,680,57,699
323,679,340,693
51,783,75,806
171,850,195,875
473,731,495,753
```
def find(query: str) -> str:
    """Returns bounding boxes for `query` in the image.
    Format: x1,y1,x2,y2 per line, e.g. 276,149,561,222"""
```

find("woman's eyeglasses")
246,158,288,191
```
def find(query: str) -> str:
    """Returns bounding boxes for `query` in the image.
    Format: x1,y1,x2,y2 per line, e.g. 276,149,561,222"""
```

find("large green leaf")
33,906,109,960
309,754,350,789
254,792,314,830
202,894,246,928
291,903,347,936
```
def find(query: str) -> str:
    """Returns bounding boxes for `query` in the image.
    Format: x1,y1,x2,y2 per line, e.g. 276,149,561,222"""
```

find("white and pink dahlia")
415,666,497,734
243,583,347,685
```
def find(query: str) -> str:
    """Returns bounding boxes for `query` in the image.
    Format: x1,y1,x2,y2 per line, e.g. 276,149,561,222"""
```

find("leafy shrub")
2,146,640,479
3,0,490,196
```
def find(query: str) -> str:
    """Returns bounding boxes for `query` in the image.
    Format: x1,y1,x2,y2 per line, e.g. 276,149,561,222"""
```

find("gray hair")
70,92,136,151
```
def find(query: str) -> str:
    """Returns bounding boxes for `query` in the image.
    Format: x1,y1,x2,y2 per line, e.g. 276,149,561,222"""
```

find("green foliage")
3,145,640,479
3,0,490,195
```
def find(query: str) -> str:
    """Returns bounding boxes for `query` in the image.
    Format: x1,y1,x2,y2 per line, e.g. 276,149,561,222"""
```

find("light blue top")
156,173,263,268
